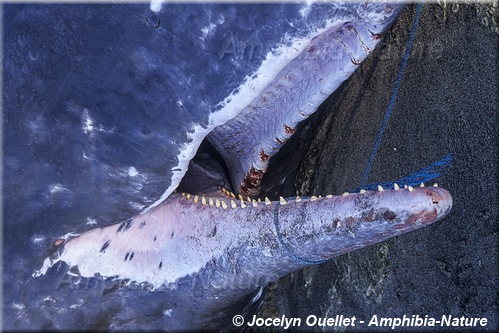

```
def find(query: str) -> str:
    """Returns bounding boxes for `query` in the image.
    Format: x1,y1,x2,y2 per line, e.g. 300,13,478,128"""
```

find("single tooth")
252,199,258,208
408,186,414,192
318,195,322,198
257,198,262,202
420,182,425,187
360,189,366,194
221,201,228,209
342,192,349,196
326,194,333,198
201,196,207,205
247,196,252,202
295,196,302,202
433,183,439,187
311,196,318,201
209,198,214,207
280,197,287,205
265,197,271,206
240,200,247,208
194,195,199,204
231,200,237,209
394,183,400,190
230,192,236,199
215,199,221,208
404,185,408,189
186,193,191,200
238,194,244,201
378,185,384,192
181,192,186,197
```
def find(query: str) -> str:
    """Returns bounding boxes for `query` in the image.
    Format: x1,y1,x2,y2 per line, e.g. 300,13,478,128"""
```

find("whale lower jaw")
36,186,452,329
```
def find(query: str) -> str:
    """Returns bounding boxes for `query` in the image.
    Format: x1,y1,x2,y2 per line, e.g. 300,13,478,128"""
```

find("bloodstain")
284,125,295,135
260,149,269,162
241,167,265,196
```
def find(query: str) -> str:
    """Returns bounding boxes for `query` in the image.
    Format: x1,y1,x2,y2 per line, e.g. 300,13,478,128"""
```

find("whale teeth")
378,185,384,192
342,192,349,196
252,199,258,208
209,198,214,207
420,182,425,187
201,196,207,205
404,185,408,189
194,195,199,204
240,200,247,208
231,200,237,209
238,194,244,201
408,186,414,192
265,197,271,206
246,196,252,202
221,201,228,209
433,183,439,187
230,192,236,199
257,198,262,202
181,192,186,197
326,194,333,198
215,199,221,208
279,197,287,205
394,183,400,190
186,193,191,200
295,196,302,202
310,196,318,201
360,189,366,194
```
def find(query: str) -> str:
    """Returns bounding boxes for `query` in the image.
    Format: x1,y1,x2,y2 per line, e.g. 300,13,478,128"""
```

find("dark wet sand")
257,4,498,331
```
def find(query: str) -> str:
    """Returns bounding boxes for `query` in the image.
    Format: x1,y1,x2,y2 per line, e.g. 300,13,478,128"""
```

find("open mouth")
3,2,453,331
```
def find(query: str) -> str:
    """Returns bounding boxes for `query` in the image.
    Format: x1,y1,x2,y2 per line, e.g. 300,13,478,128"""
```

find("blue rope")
273,198,328,265
359,3,424,187
275,4,431,266
273,153,453,265
353,154,453,193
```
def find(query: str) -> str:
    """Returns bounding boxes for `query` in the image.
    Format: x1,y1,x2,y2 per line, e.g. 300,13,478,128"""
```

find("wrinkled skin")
2,2,453,331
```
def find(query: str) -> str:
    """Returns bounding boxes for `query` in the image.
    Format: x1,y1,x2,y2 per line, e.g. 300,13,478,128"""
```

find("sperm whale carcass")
2,2,452,331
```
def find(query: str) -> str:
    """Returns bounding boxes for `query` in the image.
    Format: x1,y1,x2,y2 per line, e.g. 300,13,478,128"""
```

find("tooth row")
219,187,260,203
219,187,236,199
181,193,268,209
180,182,437,209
